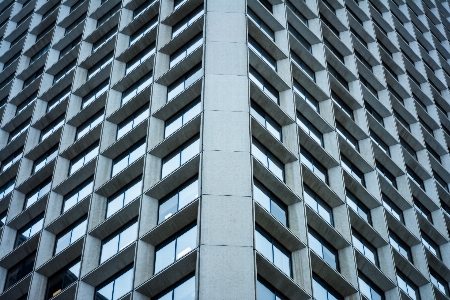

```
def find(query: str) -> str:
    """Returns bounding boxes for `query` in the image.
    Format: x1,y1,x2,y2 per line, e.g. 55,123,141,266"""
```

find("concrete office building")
0,0,450,299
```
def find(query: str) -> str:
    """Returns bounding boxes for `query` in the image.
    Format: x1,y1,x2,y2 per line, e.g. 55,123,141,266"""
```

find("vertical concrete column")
198,0,255,299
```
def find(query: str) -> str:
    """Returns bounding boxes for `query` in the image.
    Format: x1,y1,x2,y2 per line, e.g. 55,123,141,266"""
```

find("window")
117,106,148,140
400,138,416,159
167,64,202,101
154,224,197,273
376,160,397,188
0,74,15,90
320,13,340,38
40,116,64,142
441,199,450,216
42,0,60,19
3,51,21,70
422,232,441,259
155,275,195,300
360,76,378,98
257,277,287,300
370,130,390,156
324,39,344,63
172,6,203,38
92,28,116,53
158,177,198,224
10,31,27,48
389,231,412,262
69,0,84,15
388,86,403,105
97,3,120,28
286,1,308,26
32,146,57,174
301,148,328,183
121,72,153,105
406,166,425,190
252,101,282,141
312,274,343,300
165,99,200,138
65,13,86,35
308,227,339,270
258,0,273,12
255,226,291,276
1,147,23,172
16,92,37,115
346,190,371,224
297,112,323,146
133,0,155,18
419,117,434,137
406,70,421,87
250,67,279,104
0,211,6,227
87,52,113,80
383,194,404,223
45,259,80,300
0,179,15,200
23,178,52,210
53,60,76,84
329,65,348,90
54,217,87,255
430,269,449,297
95,266,134,300
288,23,311,53
434,170,449,192
332,91,353,120
4,252,35,290
29,43,50,65
336,123,359,151
249,36,277,71
15,214,44,248
62,177,93,212
384,63,399,81
352,230,378,266
413,198,432,223
111,140,145,177
346,6,363,25
23,67,44,89
100,220,137,263
76,109,104,140
129,15,158,45
291,51,315,81
253,180,287,226
69,142,99,175
293,80,319,112
304,185,333,225
8,118,31,143
173,0,187,10
248,9,274,40
125,42,155,74
47,86,71,112
60,35,82,59
252,140,284,181
107,177,142,218
82,79,109,109
162,136,199,178
355,50,372,72
397,271,420,300
16,11,33,28
358,273,385,300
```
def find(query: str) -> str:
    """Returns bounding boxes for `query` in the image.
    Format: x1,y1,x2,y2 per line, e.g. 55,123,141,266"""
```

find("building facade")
0,0,449,299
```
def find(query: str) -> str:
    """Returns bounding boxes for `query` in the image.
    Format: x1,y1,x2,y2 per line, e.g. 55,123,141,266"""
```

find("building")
0,0,450,299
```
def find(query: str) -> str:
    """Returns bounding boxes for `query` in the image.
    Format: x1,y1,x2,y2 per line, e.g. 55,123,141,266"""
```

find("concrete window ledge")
255,202,305,252
0,233,40,269
7,194,49,231
108,85,151,124
392,250,428,287
120,1,159,35
61,125,102,160
145,154,200,199
135,248,197,297
249,50,290,92
53,158,97,195
302,166,342,207
102,121,148,160
82,241,136,287
0,273,31,300
159,16,204,55
141,198,199,245
298,131,338,169
90,0,121,20
150,114,200,158
256,251,310,300
36,237,84,277
291,63,328,101
348,209,387,248
355,251,396,292
157,47,203,87
253,157,300,206
161,0,202,27
45,195,91,235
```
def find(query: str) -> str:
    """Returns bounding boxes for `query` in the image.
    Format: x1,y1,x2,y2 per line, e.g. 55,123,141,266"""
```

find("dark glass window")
308,227,339,270
253,180,287,226
45,259,80,299
4,252,36,290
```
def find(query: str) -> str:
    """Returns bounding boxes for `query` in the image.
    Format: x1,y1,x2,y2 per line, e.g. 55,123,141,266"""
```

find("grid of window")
255,226,291,276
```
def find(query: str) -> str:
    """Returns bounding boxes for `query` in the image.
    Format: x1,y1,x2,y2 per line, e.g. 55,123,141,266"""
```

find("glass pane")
254,184,271,212
176,226,197,259
308,233,322,257
129,143,145,163
112,156,128,177
71,219,87,242
252,143,267,167
118,223,137,251
181,139,199,164
154,240,176,273
312,278,328,300
271,201,287,226
268,156,283,181
100,236,119,263
255,231,273,261
257,281,275,300
30,218,44,236
165,115,183,138
159,194,178,223
184,68,202,87
64,261,80,288
55,231,71,254
112,268,133,300
162,152,180,178
124,180,141,205
167,81,184,101
273,247,290,276
178,179,198,209
117,121,133,140
183,101,201,123
107,194,124,218
322,246,337,270
173,276,195,300
96,282,113,300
